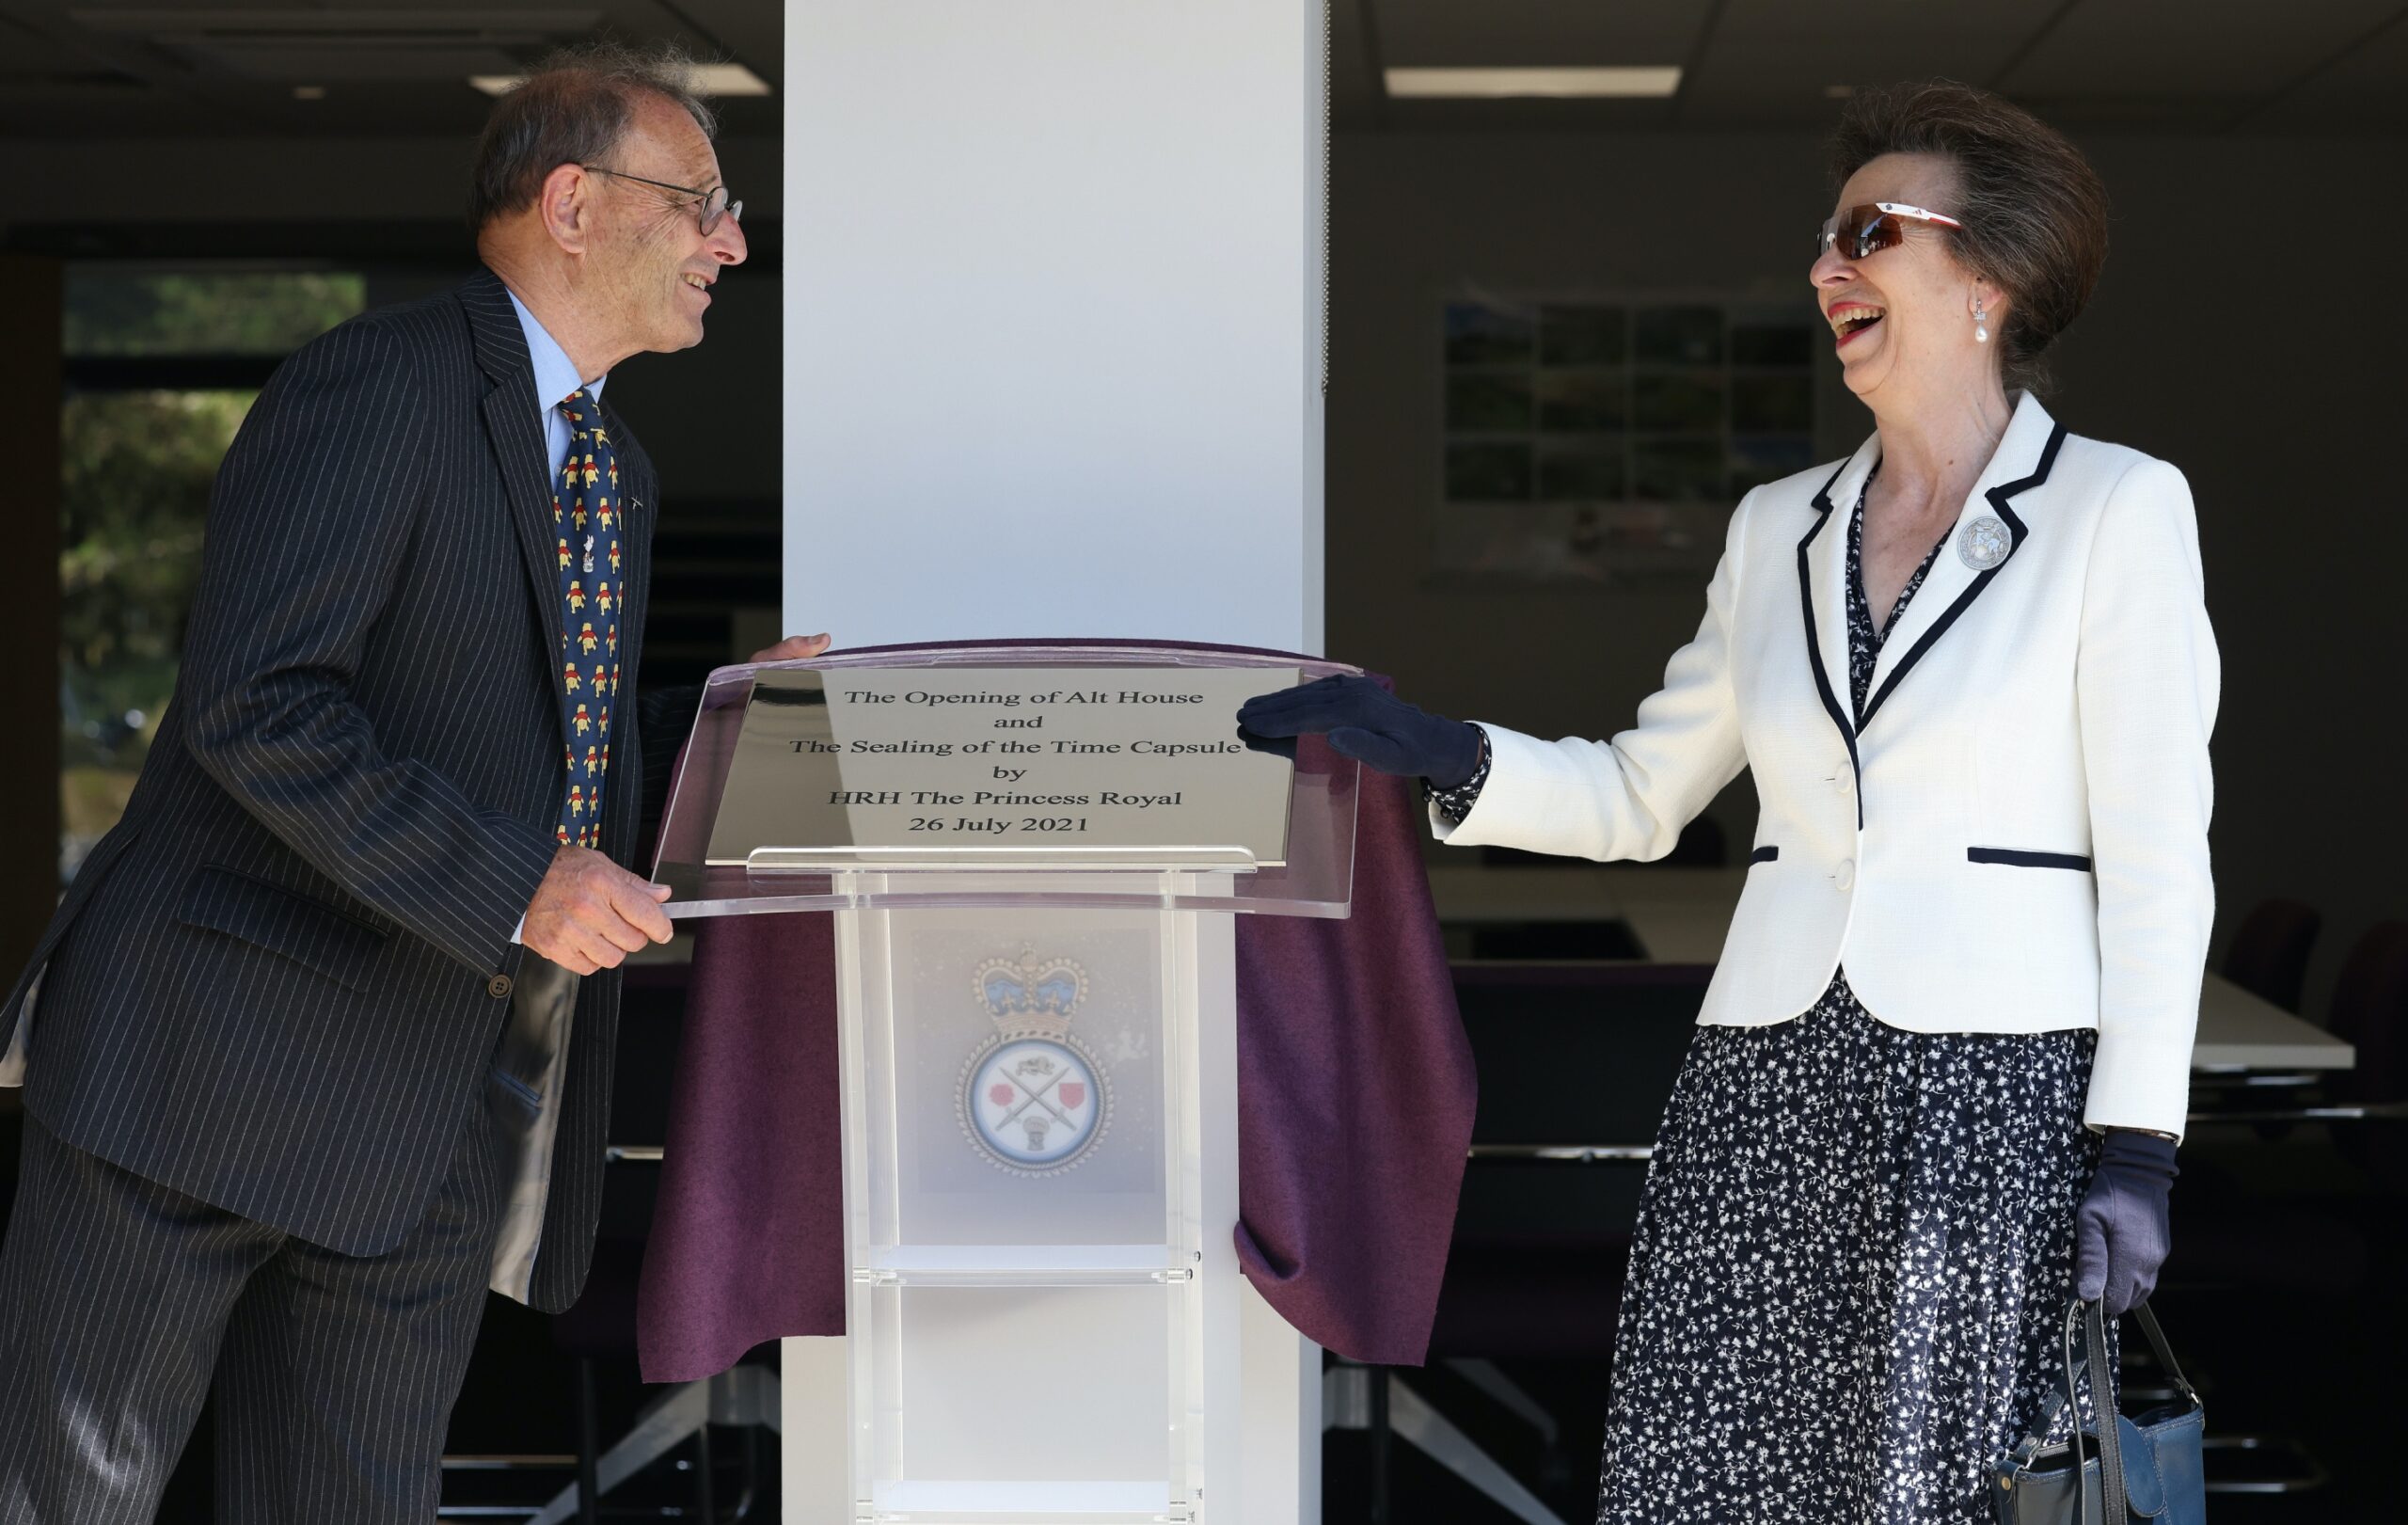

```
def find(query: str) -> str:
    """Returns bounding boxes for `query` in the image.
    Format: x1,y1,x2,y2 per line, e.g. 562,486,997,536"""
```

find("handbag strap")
2061,1300,2093,1525
2011,1296,2202,1475
2085,1299,2131,1522
2009,1300,2096,1485
2129,1302,2199,1405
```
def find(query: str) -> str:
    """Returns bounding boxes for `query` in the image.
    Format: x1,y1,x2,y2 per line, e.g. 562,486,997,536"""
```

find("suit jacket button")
487,974,515,999
1833,858,1857,892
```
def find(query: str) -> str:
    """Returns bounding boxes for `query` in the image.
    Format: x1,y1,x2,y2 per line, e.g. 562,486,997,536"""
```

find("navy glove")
1235,675,1482,789
2074,1129,2178,1316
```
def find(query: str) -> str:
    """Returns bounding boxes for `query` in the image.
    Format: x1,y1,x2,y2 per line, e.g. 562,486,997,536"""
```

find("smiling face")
583,92,748,357
1813,151,2003,410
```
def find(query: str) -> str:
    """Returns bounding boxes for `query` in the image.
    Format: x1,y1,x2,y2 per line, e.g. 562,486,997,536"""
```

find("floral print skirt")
1596,974,2108,1524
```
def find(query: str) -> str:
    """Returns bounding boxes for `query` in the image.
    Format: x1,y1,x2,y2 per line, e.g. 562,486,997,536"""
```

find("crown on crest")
974,946,1087,1039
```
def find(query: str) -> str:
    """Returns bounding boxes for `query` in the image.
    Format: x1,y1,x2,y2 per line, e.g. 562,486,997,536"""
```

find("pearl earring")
1973,298,1989,344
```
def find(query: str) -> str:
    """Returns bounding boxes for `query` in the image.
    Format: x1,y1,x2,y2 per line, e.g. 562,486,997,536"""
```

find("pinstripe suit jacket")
0,269,689,1311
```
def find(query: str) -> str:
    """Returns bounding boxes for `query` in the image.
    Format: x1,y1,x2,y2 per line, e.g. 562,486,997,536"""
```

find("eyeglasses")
582,166,742,235
1815,201,1961,262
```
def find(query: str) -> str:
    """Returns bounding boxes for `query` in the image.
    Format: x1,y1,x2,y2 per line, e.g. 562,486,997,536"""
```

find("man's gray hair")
468,40,719,232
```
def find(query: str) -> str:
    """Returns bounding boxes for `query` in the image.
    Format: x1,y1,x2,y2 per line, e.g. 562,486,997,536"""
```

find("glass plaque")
702,666,1297,868
651,643,1361,919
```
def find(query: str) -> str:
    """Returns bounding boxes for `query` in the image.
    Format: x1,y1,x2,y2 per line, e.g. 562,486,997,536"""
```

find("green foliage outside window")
59,390,254,850
59,265,368,872
65,271,367,357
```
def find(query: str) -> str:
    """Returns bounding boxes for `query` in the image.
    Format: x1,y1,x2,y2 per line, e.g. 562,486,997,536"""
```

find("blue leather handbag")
1992,1300,2207,1525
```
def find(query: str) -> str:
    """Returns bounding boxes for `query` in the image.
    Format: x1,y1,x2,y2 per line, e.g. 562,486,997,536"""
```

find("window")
1435,294,1817,584
59,268,365,876
67,270,367,357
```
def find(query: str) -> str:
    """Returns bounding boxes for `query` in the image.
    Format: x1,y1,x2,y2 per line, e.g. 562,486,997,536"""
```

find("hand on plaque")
750,633,833,663
1234,674,1481,787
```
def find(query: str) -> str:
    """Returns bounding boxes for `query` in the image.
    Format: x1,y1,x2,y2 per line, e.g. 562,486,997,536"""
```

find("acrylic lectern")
650,643,1359,1523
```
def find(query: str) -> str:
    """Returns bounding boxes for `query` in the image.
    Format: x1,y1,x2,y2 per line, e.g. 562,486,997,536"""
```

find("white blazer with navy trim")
1435,392,2219,1137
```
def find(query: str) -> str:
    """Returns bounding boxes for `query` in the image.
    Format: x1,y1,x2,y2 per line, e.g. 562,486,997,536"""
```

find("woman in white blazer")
1242,82,2215,1523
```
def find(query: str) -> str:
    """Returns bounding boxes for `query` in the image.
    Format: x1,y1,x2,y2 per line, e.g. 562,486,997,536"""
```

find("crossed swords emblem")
986,1055,1087,1147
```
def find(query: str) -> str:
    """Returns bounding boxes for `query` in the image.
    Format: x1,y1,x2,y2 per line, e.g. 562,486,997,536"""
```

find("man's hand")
521,845,675,975
750,633,833,663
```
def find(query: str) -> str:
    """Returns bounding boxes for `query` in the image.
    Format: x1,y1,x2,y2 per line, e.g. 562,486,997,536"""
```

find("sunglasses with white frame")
1815,201,1964,261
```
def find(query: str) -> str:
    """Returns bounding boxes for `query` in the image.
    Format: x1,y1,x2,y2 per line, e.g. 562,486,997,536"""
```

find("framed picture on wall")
1433,292,1818,585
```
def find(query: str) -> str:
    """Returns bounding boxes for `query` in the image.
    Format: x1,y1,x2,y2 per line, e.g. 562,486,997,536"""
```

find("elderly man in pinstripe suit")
0,45,825,1521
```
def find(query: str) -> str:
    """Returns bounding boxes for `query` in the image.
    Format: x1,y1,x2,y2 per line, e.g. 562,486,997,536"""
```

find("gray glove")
2074,1129,2178,1316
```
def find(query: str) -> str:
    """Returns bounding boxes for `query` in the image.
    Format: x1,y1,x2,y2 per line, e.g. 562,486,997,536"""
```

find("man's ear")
539,162,594,253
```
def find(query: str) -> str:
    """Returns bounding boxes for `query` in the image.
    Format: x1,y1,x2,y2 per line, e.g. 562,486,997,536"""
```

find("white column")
781,1336,849,1522
782,0,1326,654
1243,1278,1323,1519
778,6,1328,1521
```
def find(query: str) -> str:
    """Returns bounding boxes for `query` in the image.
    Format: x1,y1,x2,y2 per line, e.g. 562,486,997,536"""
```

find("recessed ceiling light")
470,63,771,98
1384,67,1682,100
689,64,771,97
293,85,325,101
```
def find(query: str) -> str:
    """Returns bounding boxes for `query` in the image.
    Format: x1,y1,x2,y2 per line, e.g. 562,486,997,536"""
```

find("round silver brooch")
1957,514,2011,571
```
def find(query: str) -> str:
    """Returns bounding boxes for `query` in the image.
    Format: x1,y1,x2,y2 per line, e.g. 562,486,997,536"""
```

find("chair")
532,1160,778,1525
439,959,777,1522
2325,922,2408,1100
2155,921,2408,1500
531,960,779,1525
2325,921,2408,1182
2200,898,2321,1142
2219,898,2321,1013
1325,963,1700,1523
2196,922,2408,1143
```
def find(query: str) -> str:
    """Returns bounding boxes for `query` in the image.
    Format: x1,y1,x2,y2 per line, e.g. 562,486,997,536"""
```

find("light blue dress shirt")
506,288,607,482
505,289,607,943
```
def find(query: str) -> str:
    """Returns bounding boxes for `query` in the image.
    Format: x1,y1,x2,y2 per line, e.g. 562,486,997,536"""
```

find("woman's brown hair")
1830,80,2109,393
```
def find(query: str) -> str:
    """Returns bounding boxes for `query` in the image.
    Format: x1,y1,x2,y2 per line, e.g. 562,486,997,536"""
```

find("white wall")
781,0,1327,653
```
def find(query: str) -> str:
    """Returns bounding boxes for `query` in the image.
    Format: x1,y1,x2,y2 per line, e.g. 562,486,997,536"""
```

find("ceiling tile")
0,24,87,77
2,0,750,139
1680,0,2045,126
1331,0,1382,126
185,41,529,82
1376,96,1680,132
1370,0,1706,68
1999,0,2400,100
659,0,783,84
10,0,2403,148
2248,8,2408,130
67,5,603,36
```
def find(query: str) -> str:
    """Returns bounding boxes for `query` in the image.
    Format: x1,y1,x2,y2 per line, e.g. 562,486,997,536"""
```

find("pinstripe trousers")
0,1101,509,1523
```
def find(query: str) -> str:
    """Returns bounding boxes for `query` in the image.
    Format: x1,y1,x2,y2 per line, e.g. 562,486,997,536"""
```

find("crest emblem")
958,947,1111,1176
1958,514,2012,571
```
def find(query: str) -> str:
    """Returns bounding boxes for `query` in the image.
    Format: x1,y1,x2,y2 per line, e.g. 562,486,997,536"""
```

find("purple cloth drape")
633,646,1474,1382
